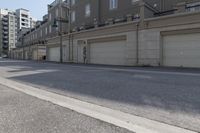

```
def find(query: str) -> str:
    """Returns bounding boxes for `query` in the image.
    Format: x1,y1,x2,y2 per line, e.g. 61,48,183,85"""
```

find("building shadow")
0,59,200,131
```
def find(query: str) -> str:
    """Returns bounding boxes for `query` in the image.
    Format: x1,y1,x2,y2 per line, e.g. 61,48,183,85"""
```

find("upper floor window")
71,11,75,22
85,4,91,17
49,13,52,21
49,25,52,33
56,9,59,17
45,27,48,35
35,33,37,39
186,2,200,12
71,0,75,6
132,0,139,4
109,0,118,10
40,30,42,37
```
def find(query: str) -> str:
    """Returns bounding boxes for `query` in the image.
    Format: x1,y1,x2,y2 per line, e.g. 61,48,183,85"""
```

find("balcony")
21,18,29,22
2,17,8,21
21,14,29,18
2,22,8,26
3,36,8,39
3,31,8,35
3,40,8,44
3,45,8,49
3,27,8,30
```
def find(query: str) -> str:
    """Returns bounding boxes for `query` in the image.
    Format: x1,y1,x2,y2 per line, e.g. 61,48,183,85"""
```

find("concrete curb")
0,77,197,133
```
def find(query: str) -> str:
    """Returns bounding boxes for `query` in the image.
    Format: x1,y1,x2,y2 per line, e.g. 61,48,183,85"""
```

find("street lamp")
52,2,69,63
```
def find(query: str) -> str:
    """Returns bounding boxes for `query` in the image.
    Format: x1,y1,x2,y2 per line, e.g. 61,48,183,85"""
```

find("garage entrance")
163,33,200,68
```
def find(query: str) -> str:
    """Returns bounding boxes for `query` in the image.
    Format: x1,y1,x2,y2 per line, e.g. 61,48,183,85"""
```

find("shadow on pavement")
0,59,200,132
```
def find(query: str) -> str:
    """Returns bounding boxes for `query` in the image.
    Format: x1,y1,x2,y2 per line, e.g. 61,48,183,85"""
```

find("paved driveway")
0,59,200,132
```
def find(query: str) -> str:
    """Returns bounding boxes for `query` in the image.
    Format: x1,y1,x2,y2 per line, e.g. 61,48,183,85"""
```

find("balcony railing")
2,22,8,26
186,4,200,12
3,45,8,49
154,9,178,17
3,27,8,30
3,31,8,34
3,36,8,39
3,40,8,44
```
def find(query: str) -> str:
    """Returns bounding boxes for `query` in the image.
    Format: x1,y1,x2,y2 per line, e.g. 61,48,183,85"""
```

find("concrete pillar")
139,0,145,25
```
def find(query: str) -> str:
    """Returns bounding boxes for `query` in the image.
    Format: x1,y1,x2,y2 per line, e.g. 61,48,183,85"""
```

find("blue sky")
0,0,53,20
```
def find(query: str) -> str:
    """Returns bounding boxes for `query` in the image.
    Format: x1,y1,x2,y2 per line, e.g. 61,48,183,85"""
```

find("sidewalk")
0,84,132,133
0,77,197,133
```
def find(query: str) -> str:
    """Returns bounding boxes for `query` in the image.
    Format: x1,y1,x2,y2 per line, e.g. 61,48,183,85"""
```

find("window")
49,13,52,21
45,27,48,35
10,34,14,37
85,4,91,17
10,40,14,43
40,30,42,37
71,11,75,22
109,0,118,10
187,2,200,12
132,0,139,4
71,0,75,6
56,9,59,17
49,25,52,33
35,33,37,39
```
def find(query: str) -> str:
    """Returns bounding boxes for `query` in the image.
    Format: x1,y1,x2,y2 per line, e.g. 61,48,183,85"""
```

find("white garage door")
32,50,37,60
48,47,60,62
163,33,200,68
90,41,126,65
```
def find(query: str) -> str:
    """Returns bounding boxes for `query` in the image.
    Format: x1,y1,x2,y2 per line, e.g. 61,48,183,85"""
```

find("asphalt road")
0,59,200,132
0,84,133,133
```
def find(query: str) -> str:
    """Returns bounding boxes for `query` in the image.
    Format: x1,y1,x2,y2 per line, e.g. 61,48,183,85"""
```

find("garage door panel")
90,41,126,65
165,43,200,49
32,50,37,60
163,33,200,68
48,47,60,62
165,34,200,41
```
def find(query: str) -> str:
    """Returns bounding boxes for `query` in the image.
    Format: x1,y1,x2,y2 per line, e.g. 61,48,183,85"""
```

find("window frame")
109,0,118,10
85,4,91,17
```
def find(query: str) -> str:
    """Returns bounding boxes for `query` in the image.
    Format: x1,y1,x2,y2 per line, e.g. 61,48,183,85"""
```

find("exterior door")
163,33,200,68
89,40,126,65
48,47,60,62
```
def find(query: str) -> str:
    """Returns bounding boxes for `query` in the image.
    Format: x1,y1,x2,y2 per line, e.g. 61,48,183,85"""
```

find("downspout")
22,35,25,60
59,2,63,63
98,0,101,24
29,42,31,60
36,44,39,61
162,0,165,11
68,1,71,62
136,22,139,65
71,34,73,62
136,0,145,66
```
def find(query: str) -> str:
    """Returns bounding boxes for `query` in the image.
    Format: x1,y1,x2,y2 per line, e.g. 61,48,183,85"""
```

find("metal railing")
186,4,200,12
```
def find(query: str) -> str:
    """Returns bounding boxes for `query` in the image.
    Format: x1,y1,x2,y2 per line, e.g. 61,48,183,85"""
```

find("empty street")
0,59,200,132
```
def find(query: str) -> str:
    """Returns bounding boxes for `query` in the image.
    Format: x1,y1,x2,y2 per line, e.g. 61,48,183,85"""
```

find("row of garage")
47,35,129,66
46,31,200,68
10,10,200,68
